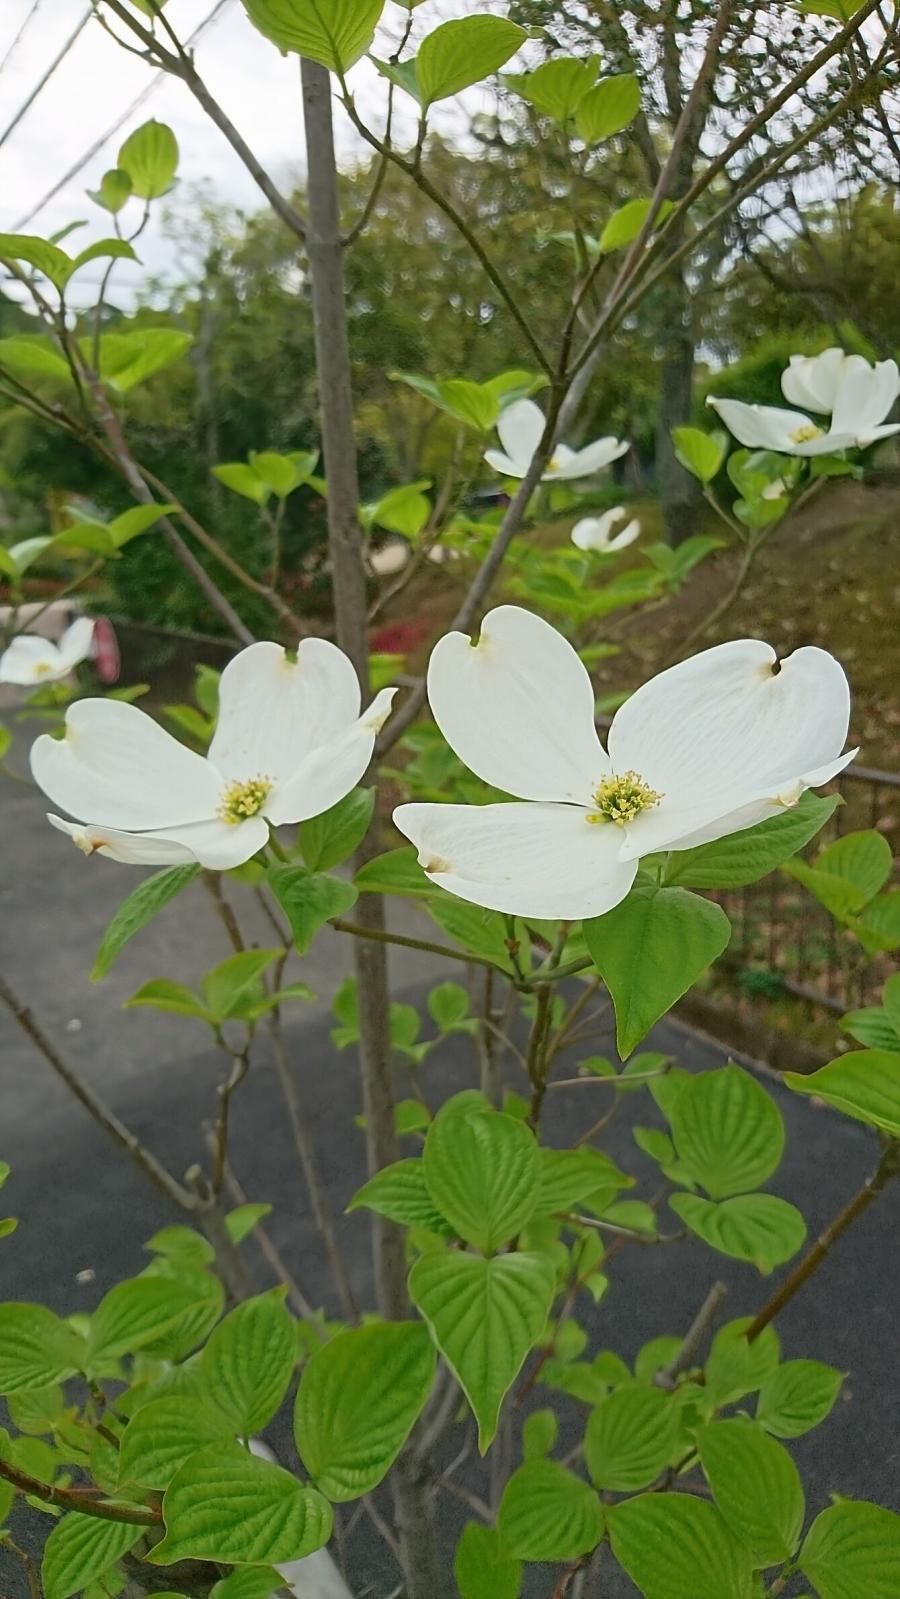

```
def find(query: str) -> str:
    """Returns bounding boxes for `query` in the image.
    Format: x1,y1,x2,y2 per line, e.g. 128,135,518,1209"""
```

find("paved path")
2,715,898,1597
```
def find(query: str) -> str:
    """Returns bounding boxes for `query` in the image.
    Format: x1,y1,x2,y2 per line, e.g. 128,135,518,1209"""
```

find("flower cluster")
708,347,899,457
0,617,94,686
485,398,629,481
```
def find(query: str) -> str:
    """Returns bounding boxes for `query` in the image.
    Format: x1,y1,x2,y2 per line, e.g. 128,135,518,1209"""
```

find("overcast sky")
0,0,516,307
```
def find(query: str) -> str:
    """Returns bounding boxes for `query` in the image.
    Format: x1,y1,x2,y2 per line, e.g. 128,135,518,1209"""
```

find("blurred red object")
92,616,121,684
370,619,430,655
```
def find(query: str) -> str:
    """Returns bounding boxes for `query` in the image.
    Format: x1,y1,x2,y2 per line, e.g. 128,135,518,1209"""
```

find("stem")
0,1457,158,1526
211,1046,251,1197
333,917,508,976
747,1140,900,1343
0,972,195,1212
656,1282,728,1388
477,969,501,1105
205,1134,317,1320
526,984,557,1128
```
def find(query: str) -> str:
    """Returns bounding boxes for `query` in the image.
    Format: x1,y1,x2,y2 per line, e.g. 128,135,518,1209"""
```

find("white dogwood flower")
393,606,855,922
708,349,900,456
0,616,94,686
32,639,396,870
484,399,629,481
571,507,640,554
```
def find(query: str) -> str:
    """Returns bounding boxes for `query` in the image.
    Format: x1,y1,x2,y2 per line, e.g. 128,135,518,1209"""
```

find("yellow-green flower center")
545,454,562,474
218,776,272,825
789,422,824,444
588,770,662,826
33,661,54,678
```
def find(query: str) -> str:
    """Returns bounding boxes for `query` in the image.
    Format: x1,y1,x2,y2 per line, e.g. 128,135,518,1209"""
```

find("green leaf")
225,1203,273,1245
125,979,210,1021
756,1360,844,1438
69,239,138,279
427,896,515,972
212,462,269,503
0,1305,83,1393
0,335,72,381
92,866,199,980
522,1408,558,1460
705,1318,780,1406
583,886,730,1057
575,72,640,141
633,1336,683,1383
670,425,727,484
670,1193,806,1273
814,829,893,902
843,1007,900,1050
267,864,357,954
0,233,71,290
599,197,675,253
151,1441,332,1565
89,168,133,214
201,949,282,1022
409,1249,555,1451
855,891,900,952
668,1064,784,1198
416,17,525,104
799,1500,900,1599
427,979,472,1031
295,1321,435,1500
354,845,435,897
107,503,174,547
210,1571,284,1599
454,1522,522,1599
785,1050,900,1136
498,1460,603,1561
509,55,599,121
435,380,498,432
368,481,431,536
91,329,193,393
118,120,179,199
87,1275,214,1364
697,1419,804,1565
422,1103,540,1252
584,1386,679,1492
202,1291,296,1435
664,794,840,888
534,1147,632,1214
240,0,384,70
118,1396,231,1490
42,1515,143,1599
299,787,374,872
348,1158,456,1235
145,1227,216,1268
607,1493,756,1599
7,1383,66,1435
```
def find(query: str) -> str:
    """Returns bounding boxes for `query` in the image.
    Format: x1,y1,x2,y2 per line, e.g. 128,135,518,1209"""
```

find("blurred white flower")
0,617,94,686
571,507,640,553
394,606,855,921
708,349,900,457
484,399,629,481
32,639,395,869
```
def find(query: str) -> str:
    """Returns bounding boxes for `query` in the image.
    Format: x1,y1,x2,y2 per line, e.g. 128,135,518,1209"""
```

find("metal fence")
714,762,900,1016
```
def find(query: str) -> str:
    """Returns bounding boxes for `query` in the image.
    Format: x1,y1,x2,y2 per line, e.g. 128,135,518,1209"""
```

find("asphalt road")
1,713,898,1597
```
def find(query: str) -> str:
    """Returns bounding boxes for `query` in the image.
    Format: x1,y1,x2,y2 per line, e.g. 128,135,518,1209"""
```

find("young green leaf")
785,1049,900,1136
201,1291,296,1435
422,1103,540,1251
348,1158,456,1235
409,1249,555,1451
607,1493,757,1599
498,1459,604,1561
508,55,599,121
294,1321,435,1500
118,120,179,199
575,72,641,142
584,1386,679,1492
671,425,728,484
89,168,133,214
671,1192,806,1273
415,16,526,104
209,1571,284,1599
584,886,731,1057
0,1304,84,1393
240,0,384,70
91,328,193,393
798,1500,900,1599
599,197,675,253
267,864,358,954
697,1418,804,1565
225,1202,273,1244
522,1407,558,1461
454,1522,522,1599
427,896,515,971
705,1318,780,1406
125,979,211,1022
668,1064,785,1198
87,1276,215,1365
0,233,71,290
212,462,270,503
42,1515,143,1599
150,1441,332,1565
201,948,282,1022
354,845,436,897
533,1147,633,1214
92,865,200,980
299,787,375,872
756,1359,844,1438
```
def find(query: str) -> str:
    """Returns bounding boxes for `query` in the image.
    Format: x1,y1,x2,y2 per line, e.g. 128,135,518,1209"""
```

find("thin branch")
333,917,511,977
655,1282,728,1388
0,1456,158,1526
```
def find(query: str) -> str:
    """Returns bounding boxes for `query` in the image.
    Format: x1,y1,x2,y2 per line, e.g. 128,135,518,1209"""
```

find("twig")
211,1045,251,1197
204,1137,317,1319
0,1456,158,1526
333,917,509,976
655,1282,728,1388
746,1139,900,1343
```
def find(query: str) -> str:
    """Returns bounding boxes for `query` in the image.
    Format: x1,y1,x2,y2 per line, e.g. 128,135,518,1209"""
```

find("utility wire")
12,0,233,232
0,10,93,156
0,0,44,80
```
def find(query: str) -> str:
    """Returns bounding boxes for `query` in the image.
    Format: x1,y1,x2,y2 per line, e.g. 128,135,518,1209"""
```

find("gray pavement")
1,711,899,1597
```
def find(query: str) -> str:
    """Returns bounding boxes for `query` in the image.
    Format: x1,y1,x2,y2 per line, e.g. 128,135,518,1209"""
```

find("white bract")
393,606,855,922
0,616,94,686
571,507,640,553
32,639,395,869
708,348,900,457
484,398,629,481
